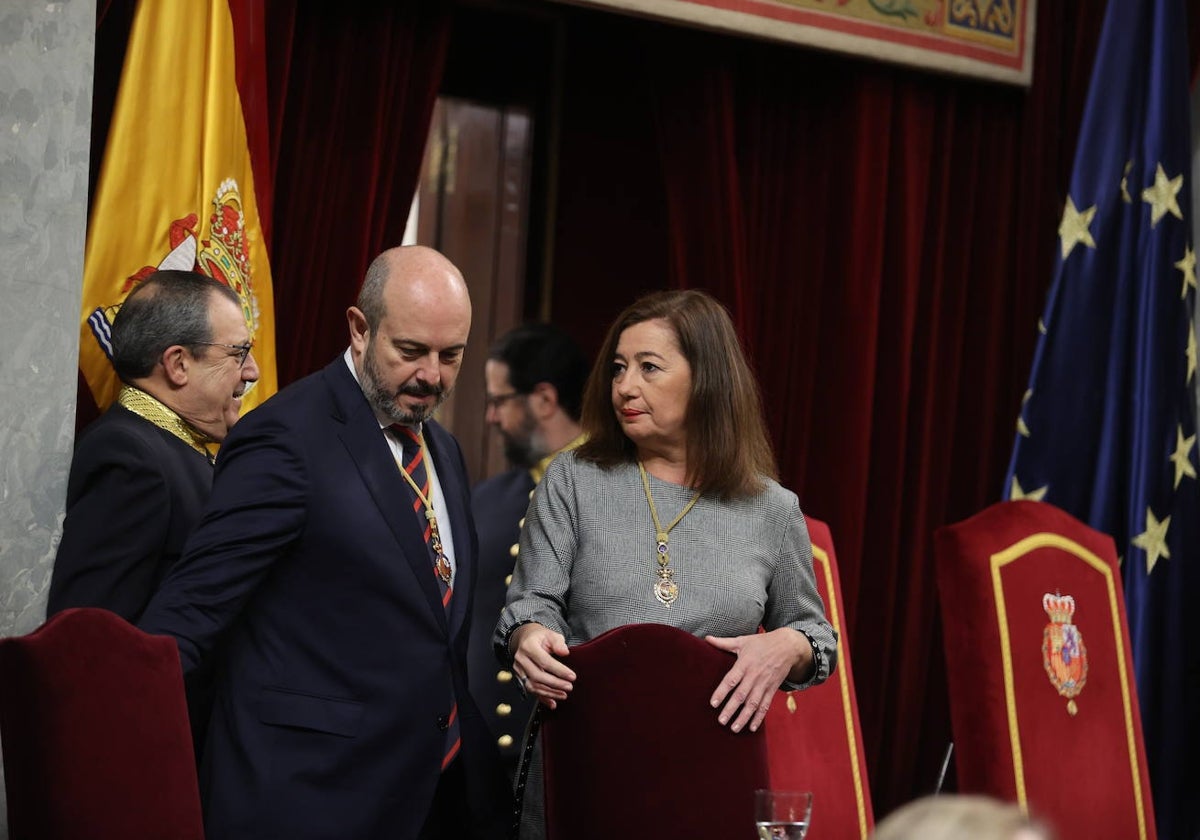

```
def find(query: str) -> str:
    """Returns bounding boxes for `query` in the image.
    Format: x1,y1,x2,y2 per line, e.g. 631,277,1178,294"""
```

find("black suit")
469,467,538,778
49,403,212,622
140,357,510,839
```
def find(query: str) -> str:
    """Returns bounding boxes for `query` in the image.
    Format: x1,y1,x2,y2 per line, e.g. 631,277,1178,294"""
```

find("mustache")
399,382,444,398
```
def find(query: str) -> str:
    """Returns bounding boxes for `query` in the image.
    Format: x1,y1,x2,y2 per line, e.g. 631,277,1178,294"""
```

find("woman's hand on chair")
705,628,810,733
510,622,576,709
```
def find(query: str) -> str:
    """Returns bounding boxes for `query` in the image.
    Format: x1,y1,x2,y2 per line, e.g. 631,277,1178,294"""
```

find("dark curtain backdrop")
90,0,1182,821
263,1,451,385
547,1,1110,816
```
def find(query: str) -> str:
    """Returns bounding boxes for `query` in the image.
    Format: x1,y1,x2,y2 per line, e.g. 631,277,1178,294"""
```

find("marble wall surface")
0,0,94,833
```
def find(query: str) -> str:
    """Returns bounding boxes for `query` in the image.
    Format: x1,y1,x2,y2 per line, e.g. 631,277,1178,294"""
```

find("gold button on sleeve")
504,574,512,586
509,543,520,557
498,734,514,749
496,703,512,717
497,669,513,683
518,517,525,528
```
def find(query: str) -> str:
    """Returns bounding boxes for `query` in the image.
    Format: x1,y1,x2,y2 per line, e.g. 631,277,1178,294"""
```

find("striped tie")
394,425,461,769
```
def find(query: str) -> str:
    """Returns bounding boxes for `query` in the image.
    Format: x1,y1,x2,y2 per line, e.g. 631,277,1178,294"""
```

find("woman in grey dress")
494,289,837,835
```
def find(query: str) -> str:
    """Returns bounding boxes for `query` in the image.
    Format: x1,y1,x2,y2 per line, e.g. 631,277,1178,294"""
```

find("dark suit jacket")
140,358,510,839
49,403,213,622
469,467,538,778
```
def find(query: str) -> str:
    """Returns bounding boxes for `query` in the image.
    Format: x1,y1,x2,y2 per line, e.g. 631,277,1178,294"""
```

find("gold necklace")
394,429,453,585
638,461,702,606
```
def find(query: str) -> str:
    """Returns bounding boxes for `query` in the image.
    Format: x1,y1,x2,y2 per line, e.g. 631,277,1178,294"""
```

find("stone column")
0,0,95,833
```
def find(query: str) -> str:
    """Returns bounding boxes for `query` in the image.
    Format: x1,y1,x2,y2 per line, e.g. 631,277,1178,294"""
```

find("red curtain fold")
264,1,451,386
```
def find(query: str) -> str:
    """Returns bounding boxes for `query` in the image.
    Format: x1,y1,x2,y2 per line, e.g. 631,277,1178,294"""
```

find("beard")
361,341,448,425
501,431,535,468
499,410,542,468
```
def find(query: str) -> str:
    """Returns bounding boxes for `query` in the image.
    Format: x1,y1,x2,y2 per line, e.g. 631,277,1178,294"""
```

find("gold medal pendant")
428,513,452,585
654,539,678,605
435,553,453,585
639,462,700,608
654,574,679,605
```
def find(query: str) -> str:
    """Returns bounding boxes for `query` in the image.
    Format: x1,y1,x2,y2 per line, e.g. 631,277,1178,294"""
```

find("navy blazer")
49,403,213,622
141,358,509,839
469,466,538,778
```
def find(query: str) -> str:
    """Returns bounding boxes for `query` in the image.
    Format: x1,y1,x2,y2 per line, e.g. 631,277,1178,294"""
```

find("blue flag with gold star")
1005,1,1198,835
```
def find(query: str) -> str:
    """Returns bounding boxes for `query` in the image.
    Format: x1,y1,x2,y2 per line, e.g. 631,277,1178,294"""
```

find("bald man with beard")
141,247,510,839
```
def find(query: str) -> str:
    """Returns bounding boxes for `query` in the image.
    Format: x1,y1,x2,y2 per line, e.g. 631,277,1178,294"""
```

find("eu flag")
1004,1,1198,836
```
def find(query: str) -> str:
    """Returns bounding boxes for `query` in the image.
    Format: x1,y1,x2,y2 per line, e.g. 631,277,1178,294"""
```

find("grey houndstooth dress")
494,451,838,839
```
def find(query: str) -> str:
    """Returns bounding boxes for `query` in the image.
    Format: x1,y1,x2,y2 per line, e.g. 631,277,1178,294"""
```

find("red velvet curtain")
263,1,451,386
548,2,1108,815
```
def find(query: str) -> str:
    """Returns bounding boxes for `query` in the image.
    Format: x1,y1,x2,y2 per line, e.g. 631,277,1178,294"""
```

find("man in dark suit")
470,324,587,777
49,269,259,621
140,246,509,839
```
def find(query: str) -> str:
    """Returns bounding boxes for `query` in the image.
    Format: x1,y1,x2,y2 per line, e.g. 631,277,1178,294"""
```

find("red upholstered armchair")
540,622,770,840
764,514,874,840
0,607,203,840
934,501,1156,840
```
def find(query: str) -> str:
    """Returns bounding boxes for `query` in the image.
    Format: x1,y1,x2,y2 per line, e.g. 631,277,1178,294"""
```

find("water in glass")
756,820,808,840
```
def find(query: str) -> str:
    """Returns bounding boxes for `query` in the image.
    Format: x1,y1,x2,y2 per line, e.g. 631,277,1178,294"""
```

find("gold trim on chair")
989,533,1149,840
812,543,870,839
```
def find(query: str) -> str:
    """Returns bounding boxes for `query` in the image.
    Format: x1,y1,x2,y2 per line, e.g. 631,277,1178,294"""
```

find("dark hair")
576,289,776,499
111,270,241,382
489,323,589,421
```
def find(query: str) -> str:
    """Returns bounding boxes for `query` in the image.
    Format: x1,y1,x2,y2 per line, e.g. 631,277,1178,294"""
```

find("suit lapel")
324,361,448,629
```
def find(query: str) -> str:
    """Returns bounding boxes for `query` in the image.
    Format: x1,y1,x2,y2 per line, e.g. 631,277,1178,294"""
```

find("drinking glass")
754,789,812,840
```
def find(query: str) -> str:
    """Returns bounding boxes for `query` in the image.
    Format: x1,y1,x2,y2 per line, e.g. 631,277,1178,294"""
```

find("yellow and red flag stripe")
81,0,276,413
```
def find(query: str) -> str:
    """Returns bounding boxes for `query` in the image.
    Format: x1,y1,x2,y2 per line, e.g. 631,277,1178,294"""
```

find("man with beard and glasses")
469,324,587,777
140,246,510,839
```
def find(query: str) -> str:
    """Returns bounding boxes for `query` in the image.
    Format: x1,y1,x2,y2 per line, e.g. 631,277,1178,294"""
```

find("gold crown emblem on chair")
1042,591,1088,716
1042,593,1076,623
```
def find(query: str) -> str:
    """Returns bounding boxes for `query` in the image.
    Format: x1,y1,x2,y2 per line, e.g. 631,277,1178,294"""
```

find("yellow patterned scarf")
117,385,216,464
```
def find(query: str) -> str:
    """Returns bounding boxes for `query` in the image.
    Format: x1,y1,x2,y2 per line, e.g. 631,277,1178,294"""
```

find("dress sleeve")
493,456,578,661
763,498,839,690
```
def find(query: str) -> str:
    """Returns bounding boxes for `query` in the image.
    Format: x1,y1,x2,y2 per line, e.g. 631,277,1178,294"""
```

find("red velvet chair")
764,515,874,839
934,501,1156,840
540,622,769,840
0,607,203,840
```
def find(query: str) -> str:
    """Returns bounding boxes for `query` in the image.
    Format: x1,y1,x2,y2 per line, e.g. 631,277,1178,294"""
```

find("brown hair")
576,289,776,499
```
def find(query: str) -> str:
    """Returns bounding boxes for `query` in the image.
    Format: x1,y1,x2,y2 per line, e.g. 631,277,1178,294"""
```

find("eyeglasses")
193,341,254,368
484,391,525,411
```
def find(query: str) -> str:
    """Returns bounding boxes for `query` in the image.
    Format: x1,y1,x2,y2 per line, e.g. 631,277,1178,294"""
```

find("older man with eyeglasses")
49,269,259,623
49,269,258,762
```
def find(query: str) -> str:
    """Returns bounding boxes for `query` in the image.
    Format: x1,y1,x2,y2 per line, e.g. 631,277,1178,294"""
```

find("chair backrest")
934,500,1156,840
764,514,874,839
0,607,203,840
540,622,769,840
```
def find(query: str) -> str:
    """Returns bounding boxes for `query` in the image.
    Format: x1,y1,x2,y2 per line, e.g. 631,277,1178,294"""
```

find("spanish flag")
81,0,276,413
